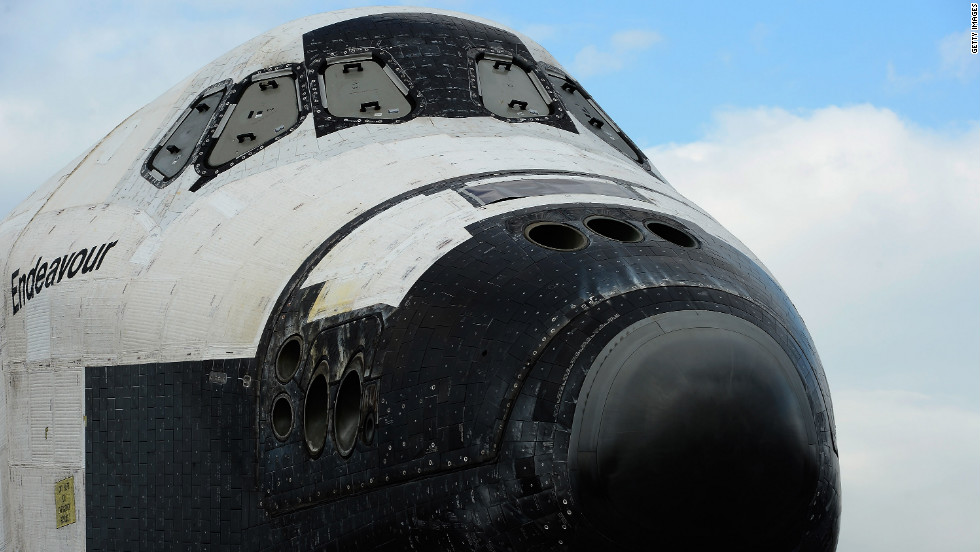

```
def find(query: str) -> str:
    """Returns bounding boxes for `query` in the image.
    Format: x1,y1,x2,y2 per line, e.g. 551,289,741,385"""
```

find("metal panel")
208,76,299,166
546,72,642,162
476,55,550,118
150,91,224,178
321,54,411,119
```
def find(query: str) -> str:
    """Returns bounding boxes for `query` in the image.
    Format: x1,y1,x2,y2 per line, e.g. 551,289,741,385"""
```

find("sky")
1,1,978,550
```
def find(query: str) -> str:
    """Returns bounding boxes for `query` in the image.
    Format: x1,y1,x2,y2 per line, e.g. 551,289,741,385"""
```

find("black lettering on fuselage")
8,239,120,315
67,249,87,279
95,241,118,270
10,269,20,315
18,273,27,311
58,253,72,283
45,257,60,287
81,244,104,274
25,258,40,301
34,261,47,295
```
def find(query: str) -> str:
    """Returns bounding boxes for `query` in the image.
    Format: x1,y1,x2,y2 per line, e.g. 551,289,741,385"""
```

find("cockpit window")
546,70,643,164
319,53,412,120
150,91,224,179
207,71,300,167
143,81,229,187
476,53,552,119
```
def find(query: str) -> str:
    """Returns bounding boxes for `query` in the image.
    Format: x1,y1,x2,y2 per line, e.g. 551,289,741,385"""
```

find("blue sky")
503,1,979,145
0,1,975,151
5,1,974,146
1,2,978,550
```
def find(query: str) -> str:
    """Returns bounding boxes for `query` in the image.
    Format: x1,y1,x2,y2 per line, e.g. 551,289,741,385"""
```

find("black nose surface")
570,309,819,551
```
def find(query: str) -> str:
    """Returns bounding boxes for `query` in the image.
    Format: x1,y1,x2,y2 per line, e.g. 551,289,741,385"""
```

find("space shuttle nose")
570,310,820,551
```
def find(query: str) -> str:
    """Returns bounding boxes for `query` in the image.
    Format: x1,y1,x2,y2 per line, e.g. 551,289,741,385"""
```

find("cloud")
938,30,980,80
571,29,662,77
609,29,662,51
749,22,770,52
519,23,560,43
834,389,980,551
646,106,979,329
646,103,979,401
887,30,980,87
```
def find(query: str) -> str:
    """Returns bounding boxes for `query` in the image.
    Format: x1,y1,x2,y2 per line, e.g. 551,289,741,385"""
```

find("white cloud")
835,389,980,551
748,22,770,52
938,30,980,80
610,29,662,51
887,30,980,86
646,106,979,343
571,29,662,77
519,23,560,43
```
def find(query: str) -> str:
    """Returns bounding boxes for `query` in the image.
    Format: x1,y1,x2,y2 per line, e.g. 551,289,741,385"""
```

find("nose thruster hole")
304,372,329,456
525,222,588,251
646,222,697,248
362,413,376,445
276,336,302,382
334,362,363,457
585,216,643,243
272,395,293,440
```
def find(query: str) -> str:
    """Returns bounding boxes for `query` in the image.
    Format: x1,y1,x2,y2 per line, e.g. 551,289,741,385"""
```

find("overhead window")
208,71,300,167
319,53,412,120
546,71,643,163
462,178,644,205
146,86,226,183
475,53,551,119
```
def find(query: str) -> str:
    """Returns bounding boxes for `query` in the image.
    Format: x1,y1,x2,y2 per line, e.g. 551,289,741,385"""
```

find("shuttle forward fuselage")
0,8,840,551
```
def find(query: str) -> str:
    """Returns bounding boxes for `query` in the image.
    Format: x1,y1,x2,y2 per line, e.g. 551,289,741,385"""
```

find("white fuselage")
0,8,766,550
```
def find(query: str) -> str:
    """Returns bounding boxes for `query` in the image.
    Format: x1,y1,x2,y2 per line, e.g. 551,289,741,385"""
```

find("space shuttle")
0,7,840,551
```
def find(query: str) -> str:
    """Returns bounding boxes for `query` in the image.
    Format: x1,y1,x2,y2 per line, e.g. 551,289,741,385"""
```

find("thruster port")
585,216,643,243
272,395,293,440
304,371,329,456
276,336,302,382
525,222,588,251
646,222,698,248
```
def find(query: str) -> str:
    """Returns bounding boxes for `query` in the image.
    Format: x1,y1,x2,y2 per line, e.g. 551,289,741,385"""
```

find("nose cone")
571,310,819,551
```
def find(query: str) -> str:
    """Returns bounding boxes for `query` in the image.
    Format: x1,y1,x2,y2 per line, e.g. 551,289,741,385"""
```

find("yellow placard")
54,477,76,528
